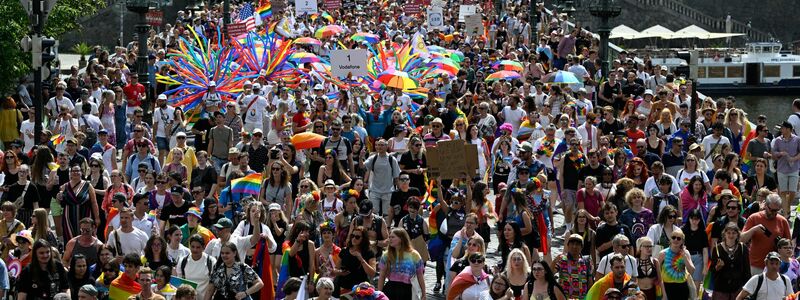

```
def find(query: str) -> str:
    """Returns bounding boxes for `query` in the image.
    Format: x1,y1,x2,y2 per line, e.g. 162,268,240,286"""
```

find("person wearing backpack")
177,234,216,298
364,139,401,218
737,251,793,300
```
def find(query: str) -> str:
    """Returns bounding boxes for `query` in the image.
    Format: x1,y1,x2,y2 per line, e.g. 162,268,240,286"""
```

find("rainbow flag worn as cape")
585,272,632,300
447,269,490,300
739,121,756,174
252,237,275,300
109,273,142,300
276,241,296,299
231,173,262,195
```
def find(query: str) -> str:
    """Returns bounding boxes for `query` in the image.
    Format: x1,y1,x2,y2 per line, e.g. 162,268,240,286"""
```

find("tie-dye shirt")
378,250,425,284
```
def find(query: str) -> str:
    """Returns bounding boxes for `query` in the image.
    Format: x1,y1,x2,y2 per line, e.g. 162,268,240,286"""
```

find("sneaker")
433,281,441,293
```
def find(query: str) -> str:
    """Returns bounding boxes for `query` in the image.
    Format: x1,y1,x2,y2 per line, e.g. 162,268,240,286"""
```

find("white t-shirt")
701,135,731,166
74,100,99,117
742,273,793,299
241,94,268,124
204,235,255,262
596,253,638,277
676,169,709,189
643,174,681,198
153,106,176,137
502,106,526,136
46,96,74,117
788,114,800,137
167,244,190,263
106,227,149,255
79,114,103,132
20,120,35,153
178,253,217,297
532,137,561,169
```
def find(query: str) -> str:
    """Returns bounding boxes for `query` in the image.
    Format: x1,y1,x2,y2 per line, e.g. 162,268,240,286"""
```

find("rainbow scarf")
109,273,141,300
585,272,631,300
231,173,262,195
252,237,275,300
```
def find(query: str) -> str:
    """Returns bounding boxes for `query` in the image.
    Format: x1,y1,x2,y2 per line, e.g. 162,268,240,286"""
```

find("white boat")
646,43,800,94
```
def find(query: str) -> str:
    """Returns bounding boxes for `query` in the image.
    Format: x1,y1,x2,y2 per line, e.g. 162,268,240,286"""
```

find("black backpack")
180,255,214,279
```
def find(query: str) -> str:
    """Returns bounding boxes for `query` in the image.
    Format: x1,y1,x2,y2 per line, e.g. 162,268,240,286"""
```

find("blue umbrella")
543,70,581,84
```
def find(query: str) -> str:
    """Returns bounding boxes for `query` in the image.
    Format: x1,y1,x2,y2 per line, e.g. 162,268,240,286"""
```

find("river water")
705,94,800,125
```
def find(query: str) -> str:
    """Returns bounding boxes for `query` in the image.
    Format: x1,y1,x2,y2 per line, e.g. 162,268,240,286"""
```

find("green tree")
0,0,105,93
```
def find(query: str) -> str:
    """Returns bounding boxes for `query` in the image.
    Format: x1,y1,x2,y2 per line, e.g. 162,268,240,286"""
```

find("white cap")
253,128,263,134
313,84,324,90
253,83,262,90
176,131,187,138
157,94,167,100
208,81,217,87
578,88,587,94
244,80,253,86
644,89,654,96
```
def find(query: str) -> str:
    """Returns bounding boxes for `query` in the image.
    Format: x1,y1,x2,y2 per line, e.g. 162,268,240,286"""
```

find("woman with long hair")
447,252,492,300
657,228,695,299
261,161,292,216
676,154,711,191
167,106,186,149
710,222,750,299
527,260,567,300
626,157,649,190
377,228,426,300
470,182,495,244
200,197,223,228
466,124,491,177
564,209,597,264
335,190,359,244
491,139,515,194
351,136,369,178
621,188,655,243
315,220,341,280
620,99,637,121
720,153,745,192
165,225,189,263
682,208,709,294
635,237,660,300
448,237,486,285
498,221,533,273
267,101,289,146
58,164,100,242
102,169,134,212
142,235,173,271
1,150,21,191
0,97,22,146
646,205,681,254
154,265,177,299
1,164,40,227
163,148,188,183
284,219,317,284
317,149,351,187
679,175,709,224
267,203,288,283
85,157,110,207
482,274,514,300
29,208,58,249
99,90,117,143
724,108,748,154
645,125,665,157
388,124,409,156
67,253,95,300
17,239,68,299
503,248,532,300
744,158,777,203
654,108,676,138
333,225,377,298
205,241,264,299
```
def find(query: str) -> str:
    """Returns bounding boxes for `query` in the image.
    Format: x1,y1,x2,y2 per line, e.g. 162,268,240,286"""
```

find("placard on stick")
464,144,478,173
427,7,444,30
436,140,468,180
458,4,477,22
295,0,318,16
464,14,484,37
330,49,369,78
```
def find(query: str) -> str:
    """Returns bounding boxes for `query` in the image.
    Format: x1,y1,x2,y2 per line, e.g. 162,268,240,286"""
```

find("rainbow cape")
276,241,294,299
231,173,262,195
109,273,141,300
739,121,756,174
585,272,632,300
252,237,275,300
447,269,489,300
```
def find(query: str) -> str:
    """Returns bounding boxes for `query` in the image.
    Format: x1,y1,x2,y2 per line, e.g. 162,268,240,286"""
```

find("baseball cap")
518,142,533,153
253,128,263,135
268,203,281,211
176,131,186,138
79,285,99,297
98,129,108,135
253,83,262,90
170,186,184,194
158,94,168,100
112,193,127,204
228,147,240,154
766,251,781,261
213,217,234,229
359,201,373,216
782,121,794,130
313,84,324,90
567,234,584,244
208,81,217,87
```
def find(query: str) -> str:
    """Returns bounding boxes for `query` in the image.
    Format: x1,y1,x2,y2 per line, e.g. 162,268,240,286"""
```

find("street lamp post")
127,0,152,119
589,0,621,81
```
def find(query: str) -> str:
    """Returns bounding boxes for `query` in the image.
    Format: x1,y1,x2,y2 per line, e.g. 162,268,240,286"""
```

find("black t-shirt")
595,222,632,257
682,225,709,253
192,118,213,152
744,175,777,199
599,119,624,136
159,200,195,227
337,247,375,292
190,166,218,195
390,187,421,227
1,181,41,210
399,152,427,192
562,153,582,190
17,261,69,299
710,215,746,240
578,164,607,184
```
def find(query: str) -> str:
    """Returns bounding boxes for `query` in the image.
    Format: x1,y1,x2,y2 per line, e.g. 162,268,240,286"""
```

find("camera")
270,148,280,159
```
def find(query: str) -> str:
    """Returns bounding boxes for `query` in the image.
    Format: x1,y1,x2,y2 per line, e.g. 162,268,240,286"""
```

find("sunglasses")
91,164,100,168
399,177,410,181
469,258,485,264
671,236,683,241
669,215,678,219
532,267,544,271
351,234,362,240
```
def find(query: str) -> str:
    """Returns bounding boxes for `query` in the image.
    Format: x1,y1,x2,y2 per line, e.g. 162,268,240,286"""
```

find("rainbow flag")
231,173,262,195
739,121,757,174
252,237,275,300
256,0,272,20
275,242,293,299
50,134,65,146
109,273,142,300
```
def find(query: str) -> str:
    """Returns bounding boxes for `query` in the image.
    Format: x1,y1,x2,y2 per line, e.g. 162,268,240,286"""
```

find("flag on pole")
237,3,262,33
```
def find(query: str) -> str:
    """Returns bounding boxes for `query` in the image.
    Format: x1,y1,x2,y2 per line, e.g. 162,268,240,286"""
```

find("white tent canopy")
610,25,640,39
612,24,745,40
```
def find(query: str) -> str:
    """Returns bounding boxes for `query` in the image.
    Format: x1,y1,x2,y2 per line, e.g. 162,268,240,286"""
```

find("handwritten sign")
436,140,469,180
427,147,440,176
295,0,318,16
330,49,369,78
404,3,421,15
464,144,478,173
146,10,163,27
427,7,443,29
464,14,484,37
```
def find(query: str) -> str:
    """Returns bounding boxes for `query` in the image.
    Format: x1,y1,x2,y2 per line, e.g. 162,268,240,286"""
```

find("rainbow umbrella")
289,52,321,64
427,58,460,76
377,69,418,89
427,45,447,53
294,37,322,46
542,70,581,84
493,60,524,72
350,32,380,44
484,70,522,82
291,132,327,150
314,25,344,39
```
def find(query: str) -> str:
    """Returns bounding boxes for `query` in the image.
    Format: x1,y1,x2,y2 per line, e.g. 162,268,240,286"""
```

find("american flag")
237,3,261,32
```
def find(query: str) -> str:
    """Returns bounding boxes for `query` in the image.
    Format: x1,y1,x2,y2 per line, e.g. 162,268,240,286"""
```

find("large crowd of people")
2,0,800,299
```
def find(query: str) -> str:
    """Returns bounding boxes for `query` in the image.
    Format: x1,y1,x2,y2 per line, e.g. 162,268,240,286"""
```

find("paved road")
422,194,566,299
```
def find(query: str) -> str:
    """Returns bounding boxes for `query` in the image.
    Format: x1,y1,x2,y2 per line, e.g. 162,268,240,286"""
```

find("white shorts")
777,171,799,193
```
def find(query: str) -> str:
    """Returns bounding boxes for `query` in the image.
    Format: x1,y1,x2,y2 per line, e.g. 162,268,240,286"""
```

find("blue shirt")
125,153,161,183
218,186,247,219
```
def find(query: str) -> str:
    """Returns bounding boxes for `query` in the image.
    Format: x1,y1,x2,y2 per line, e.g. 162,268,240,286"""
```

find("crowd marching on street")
3,0,800,299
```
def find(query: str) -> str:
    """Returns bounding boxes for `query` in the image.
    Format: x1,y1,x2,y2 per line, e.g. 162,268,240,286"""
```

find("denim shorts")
156,137,169,150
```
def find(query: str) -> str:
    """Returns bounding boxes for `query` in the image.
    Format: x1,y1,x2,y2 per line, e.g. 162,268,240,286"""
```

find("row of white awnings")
609,25,745,40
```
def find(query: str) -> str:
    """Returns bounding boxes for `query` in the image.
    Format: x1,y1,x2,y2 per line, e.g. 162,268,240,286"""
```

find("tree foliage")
0,0,105,94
